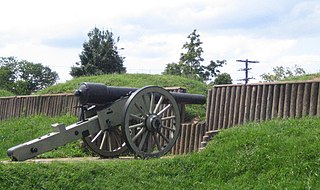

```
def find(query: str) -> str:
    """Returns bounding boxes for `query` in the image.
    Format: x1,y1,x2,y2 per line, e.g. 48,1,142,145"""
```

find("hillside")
283,72,320,82
0,89,14,97
1,116,319,189
38,74,208,95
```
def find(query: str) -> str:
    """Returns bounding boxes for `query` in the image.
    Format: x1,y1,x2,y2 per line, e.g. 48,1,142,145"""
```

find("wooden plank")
179,124,186,154
238,85,246,125
254,85,263,122
223,86,231,129
283,83,292,118
260,84,268,121
271,84,280,119
183,124,191,154
205,89,212,131
266,85,274,120
302,83,311,117
249,85,257,122
213,87,221,130
277,84,285,118
228,86,236,128
233,86,241,126
309,82,319,116
244,85,252,123
317,82,320,117
218,87,226,130
194,123,200,151
0,99,4,120
290,83,298,117
296,83,304,118
189,124,196,152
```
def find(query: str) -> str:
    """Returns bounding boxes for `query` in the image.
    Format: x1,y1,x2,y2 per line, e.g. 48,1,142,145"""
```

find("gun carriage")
7,83,206,161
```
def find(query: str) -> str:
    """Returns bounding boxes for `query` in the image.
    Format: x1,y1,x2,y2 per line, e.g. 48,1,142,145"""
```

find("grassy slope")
0,89,14,97
283,72,320,81
1,116,320,189
38,74,208,95
0,115,88,160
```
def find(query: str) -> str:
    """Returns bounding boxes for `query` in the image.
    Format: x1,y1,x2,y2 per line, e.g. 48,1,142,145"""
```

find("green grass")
283,72,320,81
38,74,208,95
0,115,90,160
1,116,320,189
0,89,15,97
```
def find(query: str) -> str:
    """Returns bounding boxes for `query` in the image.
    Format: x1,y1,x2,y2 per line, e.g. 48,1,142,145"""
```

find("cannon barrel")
75,82,206,105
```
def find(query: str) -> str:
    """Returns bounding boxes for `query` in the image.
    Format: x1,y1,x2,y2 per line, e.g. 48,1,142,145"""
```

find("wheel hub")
146,114,161,132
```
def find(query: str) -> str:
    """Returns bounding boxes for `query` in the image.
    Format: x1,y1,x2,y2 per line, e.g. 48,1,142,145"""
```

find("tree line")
0,27,306,95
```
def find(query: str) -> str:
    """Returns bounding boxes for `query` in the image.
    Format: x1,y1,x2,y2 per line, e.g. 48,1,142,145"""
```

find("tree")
163,29,226,82
70,27,126,77
0,57,59,95
260,65,306,82
211,73,233,86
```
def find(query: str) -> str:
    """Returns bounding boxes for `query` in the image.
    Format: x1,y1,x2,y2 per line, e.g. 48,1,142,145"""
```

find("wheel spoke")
112,132,119,147
142,95,151,114
107,132,112,152
99,131,107,150
161,115,176,121
157,130,170,143
157,104,172,116
138,131,149,150
113,130,122,147
153,132,162,151
130,114,144,120
161,125,176,132
129,122,144,129
153,95,164,113
135,103,147,117
149,92,155,114
91,130,103,143
132,127,146,142
147,133,152,153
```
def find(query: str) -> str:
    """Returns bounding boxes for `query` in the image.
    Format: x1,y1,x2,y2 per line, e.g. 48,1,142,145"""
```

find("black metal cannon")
7,83,206,161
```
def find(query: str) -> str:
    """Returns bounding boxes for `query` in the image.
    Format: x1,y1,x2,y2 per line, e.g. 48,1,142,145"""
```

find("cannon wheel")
81,106,128,158
122,86,181,158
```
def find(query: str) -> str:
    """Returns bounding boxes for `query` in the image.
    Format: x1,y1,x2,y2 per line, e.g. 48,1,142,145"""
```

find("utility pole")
236,59,259,84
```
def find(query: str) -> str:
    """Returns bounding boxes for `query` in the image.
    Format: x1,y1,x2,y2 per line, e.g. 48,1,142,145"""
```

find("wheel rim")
81,106,127,158
82,126,127,158
122,86,181,158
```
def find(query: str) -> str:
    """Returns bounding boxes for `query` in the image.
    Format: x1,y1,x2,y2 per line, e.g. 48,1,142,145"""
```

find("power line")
237,59,259,84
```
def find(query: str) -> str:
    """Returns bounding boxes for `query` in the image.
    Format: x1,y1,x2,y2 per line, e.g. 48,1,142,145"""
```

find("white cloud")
0,0,319,83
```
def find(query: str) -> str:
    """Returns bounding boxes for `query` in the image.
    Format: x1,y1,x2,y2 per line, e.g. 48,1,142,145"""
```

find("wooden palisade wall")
206,81,320,133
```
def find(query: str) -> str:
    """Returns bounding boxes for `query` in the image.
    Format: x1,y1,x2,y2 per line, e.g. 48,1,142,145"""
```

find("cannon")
7,83,206,161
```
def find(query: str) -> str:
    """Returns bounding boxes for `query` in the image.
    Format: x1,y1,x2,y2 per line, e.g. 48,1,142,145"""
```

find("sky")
0,0,320,83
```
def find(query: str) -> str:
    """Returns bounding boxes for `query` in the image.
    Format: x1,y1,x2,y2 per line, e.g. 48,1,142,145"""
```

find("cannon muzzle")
75,82,206,105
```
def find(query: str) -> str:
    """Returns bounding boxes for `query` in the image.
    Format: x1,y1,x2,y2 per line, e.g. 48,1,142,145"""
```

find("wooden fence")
0,94,79,120
171,122,206,154
206,81,320,133
0,87,186,121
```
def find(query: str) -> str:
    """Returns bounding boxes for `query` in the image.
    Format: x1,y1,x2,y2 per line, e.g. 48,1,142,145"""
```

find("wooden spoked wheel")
81,106,128,158
122,86,181,158
82,126,127,158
